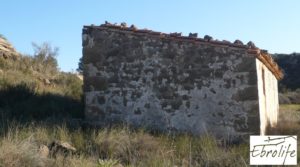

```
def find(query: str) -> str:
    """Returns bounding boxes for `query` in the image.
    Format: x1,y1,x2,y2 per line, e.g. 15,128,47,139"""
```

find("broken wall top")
83,22,283,80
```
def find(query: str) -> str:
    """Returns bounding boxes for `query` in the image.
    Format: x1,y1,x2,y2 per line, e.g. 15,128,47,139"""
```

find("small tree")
32,42,59,74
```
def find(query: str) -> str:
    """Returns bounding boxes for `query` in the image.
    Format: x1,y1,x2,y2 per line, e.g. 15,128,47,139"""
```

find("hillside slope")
0,36,83,121
273,53,300,91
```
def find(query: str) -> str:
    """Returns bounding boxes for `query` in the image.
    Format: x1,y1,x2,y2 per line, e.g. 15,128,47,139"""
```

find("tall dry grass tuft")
267,104,300,136
0,124,100,167
0,137,48,167
0,122,250,167
161,134,248,167
266,105,300,164
51,154,98,167
91,127,162,165
0,119,260,167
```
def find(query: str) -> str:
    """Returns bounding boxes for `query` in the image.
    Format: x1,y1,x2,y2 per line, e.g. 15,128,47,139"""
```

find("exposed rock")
0,36,20,59
39,144,49,158
44,78,51,85
49,140,76,157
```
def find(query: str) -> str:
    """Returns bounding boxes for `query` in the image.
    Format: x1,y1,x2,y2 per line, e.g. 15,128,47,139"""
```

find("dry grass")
267,104,300,136
0,123,249,167
0,52,298,166
1,105,300,167
0,55,83,100
266,104,300,166
0,137,48,167
280,104,300,112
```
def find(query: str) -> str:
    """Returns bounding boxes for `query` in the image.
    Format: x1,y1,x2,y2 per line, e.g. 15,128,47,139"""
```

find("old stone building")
82,22,283,139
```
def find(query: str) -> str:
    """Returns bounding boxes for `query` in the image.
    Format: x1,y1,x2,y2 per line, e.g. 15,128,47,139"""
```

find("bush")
32,42,59,74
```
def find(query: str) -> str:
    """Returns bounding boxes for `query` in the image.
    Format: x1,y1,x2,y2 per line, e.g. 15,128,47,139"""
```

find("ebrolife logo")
250,136,297,165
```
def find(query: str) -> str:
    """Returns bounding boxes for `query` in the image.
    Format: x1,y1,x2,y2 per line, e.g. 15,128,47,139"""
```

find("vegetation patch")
0,123,249,167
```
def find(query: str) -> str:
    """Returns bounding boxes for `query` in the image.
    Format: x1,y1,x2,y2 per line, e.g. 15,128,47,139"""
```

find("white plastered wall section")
256,59,279,135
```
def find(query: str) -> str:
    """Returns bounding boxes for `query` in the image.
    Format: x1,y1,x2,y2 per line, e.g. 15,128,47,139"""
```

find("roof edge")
83,22,284,80
248,49,283,80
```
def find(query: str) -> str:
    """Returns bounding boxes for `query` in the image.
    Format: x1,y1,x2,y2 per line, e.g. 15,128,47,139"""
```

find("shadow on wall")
0,83,84,124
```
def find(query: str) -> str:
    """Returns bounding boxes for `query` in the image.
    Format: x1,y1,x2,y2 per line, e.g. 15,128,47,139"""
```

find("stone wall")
82,24,282,139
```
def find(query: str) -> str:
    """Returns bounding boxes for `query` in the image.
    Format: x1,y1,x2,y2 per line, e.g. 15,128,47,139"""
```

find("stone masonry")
82,22,283,139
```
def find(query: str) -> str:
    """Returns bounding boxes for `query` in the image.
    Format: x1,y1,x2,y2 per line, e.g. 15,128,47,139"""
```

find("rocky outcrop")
0,36,20,59
48,140,76,157
38,141,77,158
38,144,50,158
